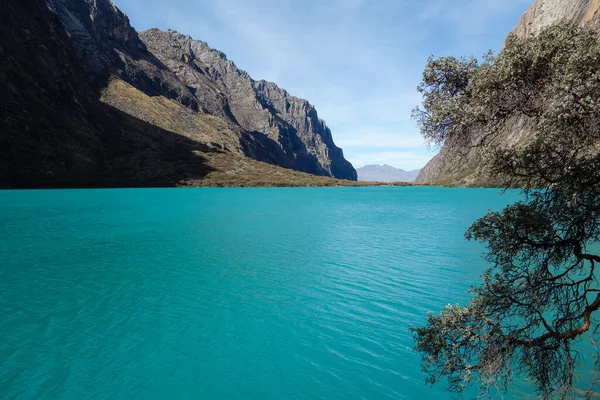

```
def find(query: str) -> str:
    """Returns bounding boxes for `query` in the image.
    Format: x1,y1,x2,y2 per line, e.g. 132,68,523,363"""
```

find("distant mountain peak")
356,165,421,183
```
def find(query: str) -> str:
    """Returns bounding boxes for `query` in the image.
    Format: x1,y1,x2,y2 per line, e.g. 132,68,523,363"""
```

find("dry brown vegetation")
100,77,413,188
184,151,412,187
100,78,243,153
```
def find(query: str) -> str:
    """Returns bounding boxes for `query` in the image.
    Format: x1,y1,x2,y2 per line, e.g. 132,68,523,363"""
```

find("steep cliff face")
416,0,600,185
512,0,600,38
46,0,200,107
0,0,357,187
139,29,356,180
42,0,355,180
1,0,218,187
416,117,536,185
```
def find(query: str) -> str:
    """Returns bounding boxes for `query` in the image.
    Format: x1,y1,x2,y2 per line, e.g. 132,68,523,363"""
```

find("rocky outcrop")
41,0,356,181
139,29,356,180
512,0,600,38
416,0,600,185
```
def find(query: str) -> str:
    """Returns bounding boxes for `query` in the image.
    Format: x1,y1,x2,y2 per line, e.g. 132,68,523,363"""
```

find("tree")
410,23,600,399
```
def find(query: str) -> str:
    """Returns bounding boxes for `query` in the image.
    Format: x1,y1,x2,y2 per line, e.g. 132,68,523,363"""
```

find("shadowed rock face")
46,0,200,108
0,0,357,188
139,29,356,180
0,0,219,188
42,0,356,180
416,0,600,185
0,0,357,187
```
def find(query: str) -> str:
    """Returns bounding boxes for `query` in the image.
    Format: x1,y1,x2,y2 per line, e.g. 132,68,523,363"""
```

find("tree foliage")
411,23,600,398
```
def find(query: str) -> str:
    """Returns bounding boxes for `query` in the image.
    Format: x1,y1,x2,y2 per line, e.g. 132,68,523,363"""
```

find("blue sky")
114,0,532,170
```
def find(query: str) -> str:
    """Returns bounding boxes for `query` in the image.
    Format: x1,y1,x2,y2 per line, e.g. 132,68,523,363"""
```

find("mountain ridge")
139,28,356,179
357,165,421,183
0,0,356,188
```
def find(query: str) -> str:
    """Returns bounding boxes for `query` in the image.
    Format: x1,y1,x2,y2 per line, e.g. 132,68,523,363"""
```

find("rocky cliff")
512,0,600,38
0,0,355,188
139,29,356,179
416,0,600,185
0,0,220,187
46,0,200,108
52,0,355,180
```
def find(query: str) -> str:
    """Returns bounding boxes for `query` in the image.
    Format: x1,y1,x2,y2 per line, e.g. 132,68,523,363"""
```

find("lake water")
1,187,531,399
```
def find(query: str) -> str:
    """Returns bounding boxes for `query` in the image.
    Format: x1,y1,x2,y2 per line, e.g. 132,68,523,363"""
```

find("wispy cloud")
417,0,532,48
336,130,425,149
116,0,532,170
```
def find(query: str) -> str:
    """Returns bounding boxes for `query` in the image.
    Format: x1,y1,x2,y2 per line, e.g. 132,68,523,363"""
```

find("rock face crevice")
43,0,356,180
416,0,600,185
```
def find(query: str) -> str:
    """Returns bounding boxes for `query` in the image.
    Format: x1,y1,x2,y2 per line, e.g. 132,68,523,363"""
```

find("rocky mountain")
512,0,600,38
2,0,201,187
0,0,355,188
139,29,355,179
357,165,421,182
416,0,600,185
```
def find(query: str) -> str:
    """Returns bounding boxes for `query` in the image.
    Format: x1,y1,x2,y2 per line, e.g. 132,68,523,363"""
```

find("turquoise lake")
1,187,533,399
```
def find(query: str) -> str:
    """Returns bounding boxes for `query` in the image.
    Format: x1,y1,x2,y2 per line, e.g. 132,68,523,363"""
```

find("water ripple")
0,187,530,399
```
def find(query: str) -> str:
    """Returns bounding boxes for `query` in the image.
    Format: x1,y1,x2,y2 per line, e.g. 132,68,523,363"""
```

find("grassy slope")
100,78,411,188
1,0,410,189
100,78,243,154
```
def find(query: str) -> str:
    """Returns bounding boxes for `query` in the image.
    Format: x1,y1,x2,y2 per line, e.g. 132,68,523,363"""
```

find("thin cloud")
336,129,425,149
114,0,533,170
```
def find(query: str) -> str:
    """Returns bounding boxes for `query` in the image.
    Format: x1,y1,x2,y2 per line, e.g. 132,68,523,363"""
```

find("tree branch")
516,293,600,347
